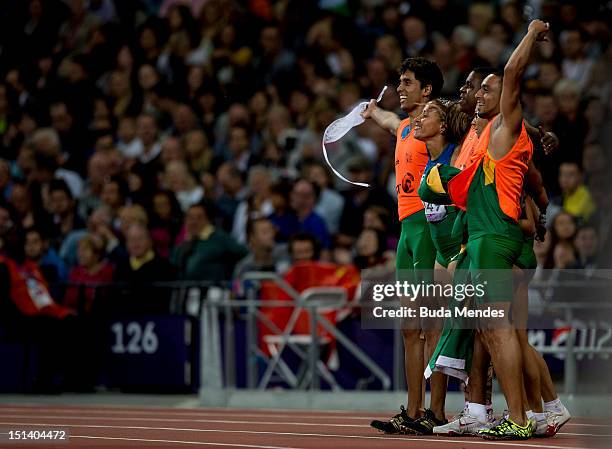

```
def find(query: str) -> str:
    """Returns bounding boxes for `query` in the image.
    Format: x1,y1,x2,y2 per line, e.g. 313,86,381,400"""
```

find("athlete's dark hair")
399,57,444,100
472,67,503,79
426,99,471,144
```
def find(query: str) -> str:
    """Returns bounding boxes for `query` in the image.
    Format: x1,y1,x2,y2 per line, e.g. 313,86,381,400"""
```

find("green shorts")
466,234,522,303
515,237,537,270
396,210,436,282
429,207,462,268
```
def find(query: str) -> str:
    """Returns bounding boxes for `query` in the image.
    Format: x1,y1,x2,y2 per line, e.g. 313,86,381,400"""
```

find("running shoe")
433,409,492,436
478,418,533,440
401,409,447,435
370,405,416,434
545,405,571,437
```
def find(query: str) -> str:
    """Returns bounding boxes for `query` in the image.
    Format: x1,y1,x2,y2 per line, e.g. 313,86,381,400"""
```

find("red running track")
0,404,609,449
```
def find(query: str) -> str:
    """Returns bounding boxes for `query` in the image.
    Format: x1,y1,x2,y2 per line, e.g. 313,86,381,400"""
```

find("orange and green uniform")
448,116,534,302
394,118,436,279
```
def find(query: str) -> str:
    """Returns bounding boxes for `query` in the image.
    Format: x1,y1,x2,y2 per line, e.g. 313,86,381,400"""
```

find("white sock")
467,402,487,422
534,412,547,422
526,410,535,420
544,398,563,414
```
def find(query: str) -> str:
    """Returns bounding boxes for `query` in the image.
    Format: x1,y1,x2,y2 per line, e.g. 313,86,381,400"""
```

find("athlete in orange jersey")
363,57,444,433
460,21,551,440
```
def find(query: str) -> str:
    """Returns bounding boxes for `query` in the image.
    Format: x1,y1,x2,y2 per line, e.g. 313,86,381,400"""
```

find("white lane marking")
0,407,374,421
0,404,380,415
73,436,301,449
0,416,364,428
0,420,598,449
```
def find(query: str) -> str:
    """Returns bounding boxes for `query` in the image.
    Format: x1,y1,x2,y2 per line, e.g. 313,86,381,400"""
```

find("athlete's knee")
402,328,422,342
481,327,515,351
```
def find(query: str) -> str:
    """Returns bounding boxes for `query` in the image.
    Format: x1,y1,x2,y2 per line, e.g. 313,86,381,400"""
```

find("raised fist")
528,20,550,41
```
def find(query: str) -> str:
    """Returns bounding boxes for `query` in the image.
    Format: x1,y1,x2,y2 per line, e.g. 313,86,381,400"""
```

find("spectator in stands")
401,16,432,58
171,103,198,137
253,25,296,87
160,136,184,166
290,178,330,250
98,176,126,215
560,27,595,90
78,151,116,219
303,160,344,235
28,128,84,199
232,166,274,245
48,179,85,248
24,226,68,286
571,225,599,270
171,201,248,281
215,162,247,231
183,129,213,176
551,211,578,245
338,156,396,245
64,233,114,315
132,113,163,191
148,190,183,258
233,217,290,279
268,179,297,243
288,232,320,264
163,160,204,212
553,79,588,163
116,116,139,158
225,123,258,174
60,205,113,268
354,228,390,270
552,241,578,269
554,161,596,223
114,223,175,314
537,60,562,91
8,181,39,230
49,101,89,174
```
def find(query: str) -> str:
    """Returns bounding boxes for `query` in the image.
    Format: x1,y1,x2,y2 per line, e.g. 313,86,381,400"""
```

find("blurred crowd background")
0,0,610,318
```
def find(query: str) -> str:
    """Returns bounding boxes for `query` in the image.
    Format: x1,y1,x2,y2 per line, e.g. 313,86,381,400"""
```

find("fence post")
245,283,258,389
564,306,577,395
223,288,236,388
309,304,319,390
199,287,225,406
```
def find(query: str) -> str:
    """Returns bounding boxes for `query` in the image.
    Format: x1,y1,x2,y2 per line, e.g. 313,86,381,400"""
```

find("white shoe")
433,410,492,436
545,405,571,436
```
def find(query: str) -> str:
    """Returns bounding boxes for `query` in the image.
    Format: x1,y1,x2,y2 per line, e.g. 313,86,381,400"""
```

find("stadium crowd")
0,0,610,321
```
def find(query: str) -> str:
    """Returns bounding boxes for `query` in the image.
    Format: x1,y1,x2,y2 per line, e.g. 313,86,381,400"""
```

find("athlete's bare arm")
361,99,402,136
525,160,548,212
519,196,537,236
492,20,549,159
